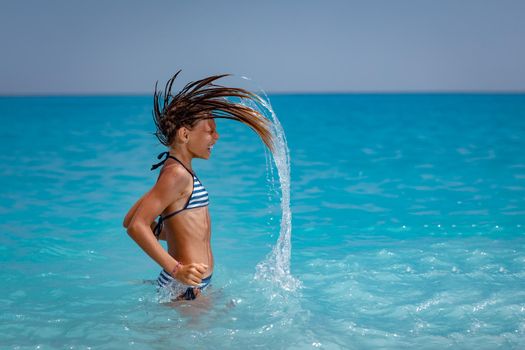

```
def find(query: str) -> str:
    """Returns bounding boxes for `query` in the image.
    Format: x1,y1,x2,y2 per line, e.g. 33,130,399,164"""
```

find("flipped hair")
153,70,275,152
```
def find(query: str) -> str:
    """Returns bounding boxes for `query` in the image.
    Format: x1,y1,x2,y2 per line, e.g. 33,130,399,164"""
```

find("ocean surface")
1,93,524,349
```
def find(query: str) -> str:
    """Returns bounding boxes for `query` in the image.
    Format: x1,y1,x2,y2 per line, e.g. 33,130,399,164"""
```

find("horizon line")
1,89,525,98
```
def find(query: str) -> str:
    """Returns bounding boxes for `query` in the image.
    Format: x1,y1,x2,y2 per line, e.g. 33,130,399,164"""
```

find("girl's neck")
168,147,193,171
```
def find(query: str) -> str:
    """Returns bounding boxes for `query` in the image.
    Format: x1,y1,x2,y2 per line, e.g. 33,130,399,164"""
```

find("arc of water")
235,80,300,292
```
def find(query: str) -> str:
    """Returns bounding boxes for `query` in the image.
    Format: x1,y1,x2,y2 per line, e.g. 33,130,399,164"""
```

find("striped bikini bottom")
157,269,212,301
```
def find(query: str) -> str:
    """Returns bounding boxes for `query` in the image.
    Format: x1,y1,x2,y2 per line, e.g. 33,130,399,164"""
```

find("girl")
123,71,275,301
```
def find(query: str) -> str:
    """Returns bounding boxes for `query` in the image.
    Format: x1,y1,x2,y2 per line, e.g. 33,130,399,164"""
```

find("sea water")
1,94,524,349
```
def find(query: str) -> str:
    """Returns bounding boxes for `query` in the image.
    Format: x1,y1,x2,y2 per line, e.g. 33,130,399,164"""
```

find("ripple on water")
2,94,525,349
293,235,525,347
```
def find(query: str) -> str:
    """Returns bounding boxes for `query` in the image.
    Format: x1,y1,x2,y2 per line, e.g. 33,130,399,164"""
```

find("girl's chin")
201,150,212,159
192,149,212,159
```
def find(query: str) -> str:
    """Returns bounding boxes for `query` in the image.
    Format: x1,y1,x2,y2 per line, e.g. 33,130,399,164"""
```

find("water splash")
236,77,301,292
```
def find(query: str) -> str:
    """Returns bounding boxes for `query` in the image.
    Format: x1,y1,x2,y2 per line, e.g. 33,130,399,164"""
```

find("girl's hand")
172,263,208,286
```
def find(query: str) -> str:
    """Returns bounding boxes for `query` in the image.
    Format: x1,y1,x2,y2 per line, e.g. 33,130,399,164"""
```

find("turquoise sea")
1,94,524,349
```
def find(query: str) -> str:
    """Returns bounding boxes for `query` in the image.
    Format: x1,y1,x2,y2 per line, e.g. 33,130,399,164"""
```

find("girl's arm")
123,193,147,229
125,167,206,285
124,195,167,241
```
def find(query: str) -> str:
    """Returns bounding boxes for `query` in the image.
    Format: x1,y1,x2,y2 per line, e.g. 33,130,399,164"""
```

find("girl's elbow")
126,222,137,236
123,211,132,228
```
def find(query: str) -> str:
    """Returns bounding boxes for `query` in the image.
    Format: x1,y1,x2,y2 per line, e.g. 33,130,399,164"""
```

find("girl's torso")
154,154,214,278
164,207,213,278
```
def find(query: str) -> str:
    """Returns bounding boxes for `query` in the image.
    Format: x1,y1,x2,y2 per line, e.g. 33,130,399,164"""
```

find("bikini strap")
150,151,196,238
150,151,170,170
153,206,188,239
150,151,194,175
167,156,194,176
153,218,163,240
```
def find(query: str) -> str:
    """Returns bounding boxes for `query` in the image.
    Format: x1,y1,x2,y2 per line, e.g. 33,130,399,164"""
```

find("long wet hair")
153,70,275,152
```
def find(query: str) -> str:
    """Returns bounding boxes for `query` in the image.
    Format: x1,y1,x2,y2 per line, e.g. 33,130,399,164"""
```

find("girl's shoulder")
156,163,193,188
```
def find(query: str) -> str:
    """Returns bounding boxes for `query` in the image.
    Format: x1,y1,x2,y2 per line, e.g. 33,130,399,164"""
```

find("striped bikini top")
150,152,209,239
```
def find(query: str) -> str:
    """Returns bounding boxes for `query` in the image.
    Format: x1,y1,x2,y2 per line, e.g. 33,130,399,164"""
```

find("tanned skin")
123,119,219,287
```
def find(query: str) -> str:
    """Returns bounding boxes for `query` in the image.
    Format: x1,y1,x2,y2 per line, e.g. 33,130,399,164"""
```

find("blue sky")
1,0,524,94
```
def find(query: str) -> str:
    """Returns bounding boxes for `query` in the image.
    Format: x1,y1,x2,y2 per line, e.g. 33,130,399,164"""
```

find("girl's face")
187,119,219,159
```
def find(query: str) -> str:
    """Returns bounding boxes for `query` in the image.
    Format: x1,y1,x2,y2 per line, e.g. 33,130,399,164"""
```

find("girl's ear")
177,127,190,144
